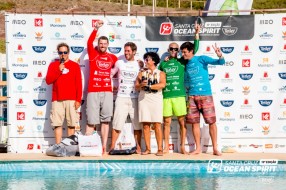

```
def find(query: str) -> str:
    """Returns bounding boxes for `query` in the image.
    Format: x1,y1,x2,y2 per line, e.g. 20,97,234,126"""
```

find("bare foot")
190,149,201,155
180,146,187,154
163,148,169,154
136,148,141,154
102,147,108,155
213,149,222,156
102,151,108,156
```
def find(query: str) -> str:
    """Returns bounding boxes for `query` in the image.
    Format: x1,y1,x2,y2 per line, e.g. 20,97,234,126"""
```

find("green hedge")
0,39,5,54
0,2,15,11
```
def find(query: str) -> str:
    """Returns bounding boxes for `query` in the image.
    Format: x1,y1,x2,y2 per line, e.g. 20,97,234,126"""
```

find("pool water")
1,170,285,190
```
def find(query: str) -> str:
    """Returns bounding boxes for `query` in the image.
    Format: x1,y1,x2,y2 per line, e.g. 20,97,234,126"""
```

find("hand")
137,59,144,69
59,64,65,72
94,20,104,30
140,80,148,89
74,101,81,110
212,43,222,57
164,56,170,62
194,20,201,34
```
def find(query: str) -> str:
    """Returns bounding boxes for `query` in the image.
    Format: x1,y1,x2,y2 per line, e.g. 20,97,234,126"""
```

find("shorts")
163,97,187,117
86,92,113,125
186,95,216,124
113,97,140,131
50,100,79,128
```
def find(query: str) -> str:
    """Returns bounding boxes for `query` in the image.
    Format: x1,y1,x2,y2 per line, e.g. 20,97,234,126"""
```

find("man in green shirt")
159,24,200,154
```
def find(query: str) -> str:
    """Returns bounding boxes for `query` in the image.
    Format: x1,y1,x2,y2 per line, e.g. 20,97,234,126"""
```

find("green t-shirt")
158,39,199,98
158,58,186,98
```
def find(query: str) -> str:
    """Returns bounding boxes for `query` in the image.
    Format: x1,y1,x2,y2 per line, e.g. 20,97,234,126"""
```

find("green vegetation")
0,1,15,11
96,0,286,10
0,39,5,54
253,0,286,9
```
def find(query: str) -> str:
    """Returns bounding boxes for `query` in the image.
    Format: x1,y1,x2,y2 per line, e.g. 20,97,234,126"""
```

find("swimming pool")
1,160,286,190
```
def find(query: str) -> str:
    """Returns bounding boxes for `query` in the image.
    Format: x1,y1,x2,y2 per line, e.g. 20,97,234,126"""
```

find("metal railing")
7,8,286,16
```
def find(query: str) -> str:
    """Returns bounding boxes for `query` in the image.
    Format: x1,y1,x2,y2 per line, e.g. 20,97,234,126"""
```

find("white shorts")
112,97,140,131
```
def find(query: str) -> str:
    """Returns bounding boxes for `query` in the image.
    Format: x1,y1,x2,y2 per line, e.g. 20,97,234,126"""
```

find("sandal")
141,150,151,155
155,150,163,156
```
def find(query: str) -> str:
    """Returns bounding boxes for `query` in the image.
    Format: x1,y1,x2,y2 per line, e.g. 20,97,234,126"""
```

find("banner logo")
282,17,286,26
278,73,286,79
262,112,270,120
259,100,273,107
108,47,122,54
220,47,234,54
222,26,238,36
17,126,25,134
12,20,26,25
13,73,28,80
159,22,173,35
33,99,47,106
71,46,84,53
17,112,25,120
35,18,43,27
220,100,234,107
209,74,215,81
32,46,46,53
242,59,250,67
145,48,159,53
259,46,273,53
239,73,253,80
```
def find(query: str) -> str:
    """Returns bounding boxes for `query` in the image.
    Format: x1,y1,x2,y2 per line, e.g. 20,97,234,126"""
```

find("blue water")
1,170,286,190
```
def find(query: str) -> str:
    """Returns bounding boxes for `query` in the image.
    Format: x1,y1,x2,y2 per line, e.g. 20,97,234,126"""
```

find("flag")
204,0,253,16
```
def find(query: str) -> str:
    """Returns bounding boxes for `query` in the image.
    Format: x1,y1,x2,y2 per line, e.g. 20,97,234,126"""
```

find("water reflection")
0,170,285,190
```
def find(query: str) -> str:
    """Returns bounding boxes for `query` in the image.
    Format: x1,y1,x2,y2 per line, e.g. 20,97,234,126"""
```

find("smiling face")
98,39,109,53
144,56,154,69
181,48,194,60
124,46,136,61
168,43,179,58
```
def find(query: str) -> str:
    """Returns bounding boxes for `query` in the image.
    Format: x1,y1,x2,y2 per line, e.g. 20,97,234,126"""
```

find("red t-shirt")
46,60,82,103
87,29,118,92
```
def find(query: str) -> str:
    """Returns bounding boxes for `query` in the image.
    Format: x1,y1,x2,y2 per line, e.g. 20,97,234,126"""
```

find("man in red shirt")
46,43,82,144
86,20,118,154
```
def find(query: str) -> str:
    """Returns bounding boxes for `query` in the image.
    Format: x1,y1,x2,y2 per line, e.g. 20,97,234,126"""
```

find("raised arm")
194,21,201,54
212,43,223,58
202,43,225,65
87,20,104,58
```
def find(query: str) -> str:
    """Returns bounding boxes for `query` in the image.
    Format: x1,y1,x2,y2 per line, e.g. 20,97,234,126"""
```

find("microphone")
60,58,65,64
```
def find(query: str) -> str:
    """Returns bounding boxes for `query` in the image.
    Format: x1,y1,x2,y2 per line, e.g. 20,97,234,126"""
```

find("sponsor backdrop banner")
5,13,286,153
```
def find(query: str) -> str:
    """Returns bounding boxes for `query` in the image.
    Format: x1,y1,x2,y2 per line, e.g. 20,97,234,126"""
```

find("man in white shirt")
109,42,142,154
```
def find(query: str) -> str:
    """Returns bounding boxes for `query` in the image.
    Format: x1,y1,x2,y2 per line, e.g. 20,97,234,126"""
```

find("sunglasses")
169,47,179,51
144,58,151,62
58,51,68,55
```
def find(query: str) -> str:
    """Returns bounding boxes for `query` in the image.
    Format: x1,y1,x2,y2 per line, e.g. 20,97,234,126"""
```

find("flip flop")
155,150,163,156
141,150,151,155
